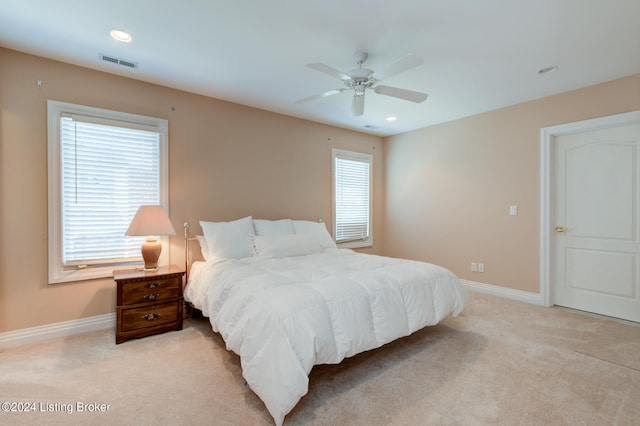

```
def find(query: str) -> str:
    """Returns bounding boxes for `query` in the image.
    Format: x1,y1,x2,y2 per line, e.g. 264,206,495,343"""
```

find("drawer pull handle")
147,283,159,289
142,313,159,321
144,293,159,301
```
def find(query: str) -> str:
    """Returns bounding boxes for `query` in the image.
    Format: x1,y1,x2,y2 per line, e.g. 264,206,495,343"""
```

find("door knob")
555,226,568,233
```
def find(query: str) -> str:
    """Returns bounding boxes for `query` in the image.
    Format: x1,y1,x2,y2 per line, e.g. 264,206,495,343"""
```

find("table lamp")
125,205,176,271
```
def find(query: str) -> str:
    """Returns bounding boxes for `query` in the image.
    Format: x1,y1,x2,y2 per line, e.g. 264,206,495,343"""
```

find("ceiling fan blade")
306,63,351,81
374,85,428,103
296,89,345,104
352,94,365,116
375,55,424,80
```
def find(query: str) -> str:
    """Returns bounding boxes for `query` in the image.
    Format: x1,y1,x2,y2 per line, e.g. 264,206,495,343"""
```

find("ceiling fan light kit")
298,51,428,117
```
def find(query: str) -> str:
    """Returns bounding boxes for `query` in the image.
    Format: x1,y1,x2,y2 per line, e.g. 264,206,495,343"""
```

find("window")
332,148,373,248
47,101,169,283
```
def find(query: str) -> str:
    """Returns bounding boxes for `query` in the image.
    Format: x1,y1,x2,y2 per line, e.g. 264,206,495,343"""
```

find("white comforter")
184,248,467,425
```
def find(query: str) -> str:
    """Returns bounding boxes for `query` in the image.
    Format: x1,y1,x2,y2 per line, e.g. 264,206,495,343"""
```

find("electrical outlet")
478,263,485,273
471,262,478,272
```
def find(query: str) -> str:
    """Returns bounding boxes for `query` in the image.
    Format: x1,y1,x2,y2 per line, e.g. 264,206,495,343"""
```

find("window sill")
337,239,373,250
49,265,117,284
49,261,145,284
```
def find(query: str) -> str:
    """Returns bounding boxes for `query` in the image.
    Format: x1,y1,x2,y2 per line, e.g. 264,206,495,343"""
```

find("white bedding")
184,248,467,425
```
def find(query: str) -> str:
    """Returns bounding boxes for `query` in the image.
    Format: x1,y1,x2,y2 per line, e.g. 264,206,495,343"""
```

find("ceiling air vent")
99,53,138,69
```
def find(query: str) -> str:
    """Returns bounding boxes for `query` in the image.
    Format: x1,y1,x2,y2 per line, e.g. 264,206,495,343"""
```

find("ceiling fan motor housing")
347,68,375,90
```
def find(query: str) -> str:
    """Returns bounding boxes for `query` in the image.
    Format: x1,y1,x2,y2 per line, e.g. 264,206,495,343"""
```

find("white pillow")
199,216,255,260
253,218,295,236
292,220,337,249
251,234,322,259
195,235,211,260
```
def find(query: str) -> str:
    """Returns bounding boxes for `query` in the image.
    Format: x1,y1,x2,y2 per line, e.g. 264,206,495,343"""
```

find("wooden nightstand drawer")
119,300,181,332
119,276,181,305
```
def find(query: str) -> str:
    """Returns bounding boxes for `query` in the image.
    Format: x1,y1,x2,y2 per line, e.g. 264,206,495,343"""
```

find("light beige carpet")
1,292,639,425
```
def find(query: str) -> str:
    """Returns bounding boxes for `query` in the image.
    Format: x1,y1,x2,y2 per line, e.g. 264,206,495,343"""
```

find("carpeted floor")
1,291,639,425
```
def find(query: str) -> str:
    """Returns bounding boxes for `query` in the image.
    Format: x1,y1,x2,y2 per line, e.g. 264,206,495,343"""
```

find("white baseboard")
0,313,115,350
461,279,543,306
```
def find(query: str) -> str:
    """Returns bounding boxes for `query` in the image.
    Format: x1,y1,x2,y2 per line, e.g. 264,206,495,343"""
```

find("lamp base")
141,236,162,271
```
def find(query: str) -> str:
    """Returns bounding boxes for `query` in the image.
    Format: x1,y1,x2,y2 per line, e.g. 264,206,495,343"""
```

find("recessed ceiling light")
538,65,558,75
386,116,397,122
110,29,132,43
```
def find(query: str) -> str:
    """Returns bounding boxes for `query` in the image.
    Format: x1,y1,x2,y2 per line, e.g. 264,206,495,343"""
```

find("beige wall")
384,73,640,293
0,48,384,333
2,45,638,334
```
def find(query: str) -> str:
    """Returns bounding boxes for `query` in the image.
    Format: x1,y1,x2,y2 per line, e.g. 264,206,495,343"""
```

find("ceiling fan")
297,52,428,117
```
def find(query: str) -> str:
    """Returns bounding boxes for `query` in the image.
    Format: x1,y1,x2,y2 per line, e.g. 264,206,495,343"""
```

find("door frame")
539,110,640,307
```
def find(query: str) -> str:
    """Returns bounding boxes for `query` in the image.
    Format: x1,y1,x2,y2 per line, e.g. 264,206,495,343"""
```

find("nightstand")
113,264,185,344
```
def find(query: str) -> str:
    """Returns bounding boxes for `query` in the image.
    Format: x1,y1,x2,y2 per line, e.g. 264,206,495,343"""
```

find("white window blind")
47,100,169,283
60,116,160,266
333,149,372,246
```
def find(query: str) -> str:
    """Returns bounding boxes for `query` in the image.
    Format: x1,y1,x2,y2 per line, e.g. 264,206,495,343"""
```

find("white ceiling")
1,0,639,136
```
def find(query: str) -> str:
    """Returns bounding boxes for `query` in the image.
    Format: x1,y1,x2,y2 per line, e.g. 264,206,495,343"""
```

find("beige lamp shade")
126,205,176,270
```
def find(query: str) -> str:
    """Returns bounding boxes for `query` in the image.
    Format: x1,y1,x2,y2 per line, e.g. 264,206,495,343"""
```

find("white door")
553,123,640,322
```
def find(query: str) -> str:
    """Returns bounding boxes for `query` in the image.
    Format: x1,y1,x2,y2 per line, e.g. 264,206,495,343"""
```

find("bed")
183,216,468,425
